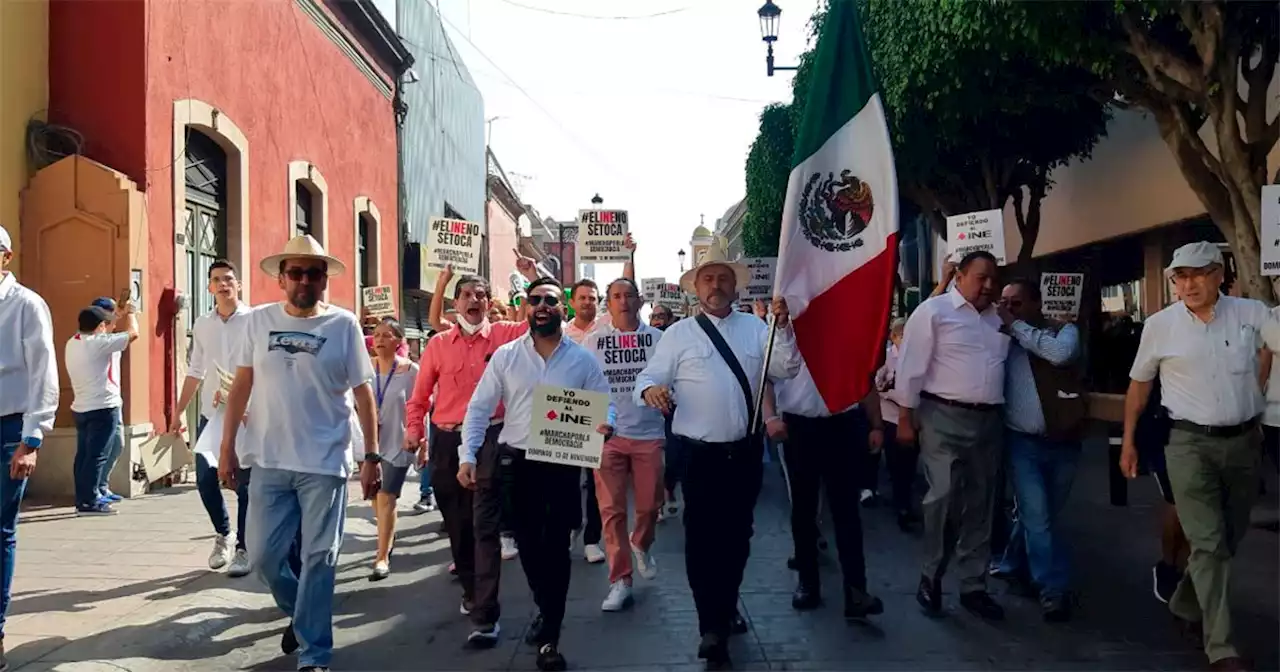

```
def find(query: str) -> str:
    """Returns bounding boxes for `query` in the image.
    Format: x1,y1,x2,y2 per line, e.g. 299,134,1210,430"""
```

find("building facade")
713,198,746,261
0,0,48,279
19,0,407,498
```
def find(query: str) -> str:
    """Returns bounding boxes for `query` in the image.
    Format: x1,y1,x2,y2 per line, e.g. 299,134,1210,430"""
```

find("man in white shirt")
89,296,128,503
0,224,59,671
635,243,801,669
563,279,606,564
1120,242,1280,671
894,250,1008,621
460,276,614,672
219,235,378,672
170,259,254,576
66,299,138,516
585,278,665,612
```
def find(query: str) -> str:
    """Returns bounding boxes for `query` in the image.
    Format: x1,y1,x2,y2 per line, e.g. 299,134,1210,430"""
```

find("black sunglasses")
284,267,326,282
527,294,561,308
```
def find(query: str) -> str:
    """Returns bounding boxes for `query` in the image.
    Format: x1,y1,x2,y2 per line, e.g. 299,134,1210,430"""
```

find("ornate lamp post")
758,0,798,77
677,249,687,273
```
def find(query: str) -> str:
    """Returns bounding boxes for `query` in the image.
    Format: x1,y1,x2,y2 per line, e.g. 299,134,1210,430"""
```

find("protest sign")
641,278,664,303
529,386,610,469
1263,184,1280,276
656,283,685,315
425,217,484,276
362,285,395,318
1040,273,1084,321
742,257,777,301
590,330,657,397
577,209,630,263
946,209,1007,265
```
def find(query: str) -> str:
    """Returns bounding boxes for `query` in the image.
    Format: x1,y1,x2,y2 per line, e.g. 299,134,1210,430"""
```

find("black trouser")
883,420,920,513
508,447,580,646
682,435,763,638
579,469,602,545
782,409,869,592
663,413,686,494
472,427,511,627
1263,425,1279,473
431,425,502,611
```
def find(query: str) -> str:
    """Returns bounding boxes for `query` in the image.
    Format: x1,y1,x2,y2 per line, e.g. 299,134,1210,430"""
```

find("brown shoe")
1208,656,1248,672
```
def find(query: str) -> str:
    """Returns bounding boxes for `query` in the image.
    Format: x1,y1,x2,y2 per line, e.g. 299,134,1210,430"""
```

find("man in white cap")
635,238,801,669
219,234,378,672
0,225,58,671
1120,241,1280,672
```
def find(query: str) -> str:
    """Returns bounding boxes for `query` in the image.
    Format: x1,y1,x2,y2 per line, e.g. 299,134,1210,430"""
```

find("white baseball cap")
0,225,11,253
1165,241,1223,277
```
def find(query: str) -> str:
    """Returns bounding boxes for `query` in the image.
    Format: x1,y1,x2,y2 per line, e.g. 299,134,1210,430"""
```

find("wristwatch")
21,436,42,451
363,452,381,464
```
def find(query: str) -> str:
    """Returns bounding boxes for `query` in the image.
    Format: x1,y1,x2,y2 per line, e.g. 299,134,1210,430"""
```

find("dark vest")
1026,323,1088,441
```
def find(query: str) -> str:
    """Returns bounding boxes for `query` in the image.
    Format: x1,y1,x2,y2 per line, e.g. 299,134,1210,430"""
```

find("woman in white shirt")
368,318,419,580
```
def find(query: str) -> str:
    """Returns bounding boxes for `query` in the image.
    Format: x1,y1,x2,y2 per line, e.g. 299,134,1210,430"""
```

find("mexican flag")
773,0,898,412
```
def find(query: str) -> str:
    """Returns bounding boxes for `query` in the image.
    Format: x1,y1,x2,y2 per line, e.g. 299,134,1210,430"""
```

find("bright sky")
374,0,820,282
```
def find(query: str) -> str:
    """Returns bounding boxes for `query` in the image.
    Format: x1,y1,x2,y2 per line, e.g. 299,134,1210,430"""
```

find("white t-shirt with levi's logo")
231,303,374,478
65,332,130,413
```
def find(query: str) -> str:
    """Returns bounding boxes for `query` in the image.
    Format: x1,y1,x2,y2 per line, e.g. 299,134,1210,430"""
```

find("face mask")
457,317,487,335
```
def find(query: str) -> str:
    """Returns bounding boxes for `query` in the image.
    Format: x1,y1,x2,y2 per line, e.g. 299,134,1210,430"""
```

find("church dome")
692,225,712,238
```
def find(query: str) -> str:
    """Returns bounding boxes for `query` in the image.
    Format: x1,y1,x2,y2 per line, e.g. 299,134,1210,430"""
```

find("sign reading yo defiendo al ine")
528,385,610,469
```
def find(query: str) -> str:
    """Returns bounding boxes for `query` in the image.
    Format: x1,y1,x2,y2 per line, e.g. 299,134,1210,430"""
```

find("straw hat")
679,236,748,293
260,234,346,276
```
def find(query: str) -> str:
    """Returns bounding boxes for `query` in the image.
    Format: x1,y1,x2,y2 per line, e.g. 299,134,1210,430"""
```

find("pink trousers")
594,436,664,584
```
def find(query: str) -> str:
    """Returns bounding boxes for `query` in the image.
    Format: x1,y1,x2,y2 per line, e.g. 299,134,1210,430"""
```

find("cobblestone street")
5,442,1278,671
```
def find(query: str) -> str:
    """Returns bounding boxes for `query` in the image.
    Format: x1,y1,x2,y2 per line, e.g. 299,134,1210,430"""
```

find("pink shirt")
405,320,528,438
564,314,611,344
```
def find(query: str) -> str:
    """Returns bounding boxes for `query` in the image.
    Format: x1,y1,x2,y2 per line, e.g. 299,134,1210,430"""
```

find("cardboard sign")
1263,184,1280,276
641,278,664,303
590,330,657,397
946,209,1007,265
362,285,395,318
528,386,610,469
426,217,484,276
1040,272,1084,321
577,209,630,263
656,283,685,315
742,257,777,301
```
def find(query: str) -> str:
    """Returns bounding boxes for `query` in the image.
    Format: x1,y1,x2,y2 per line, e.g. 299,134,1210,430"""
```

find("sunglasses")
283,268,326,282
526,294,561,308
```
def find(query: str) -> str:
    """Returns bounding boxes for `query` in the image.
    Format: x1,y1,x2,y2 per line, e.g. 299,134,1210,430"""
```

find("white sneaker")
665,494,682,518
584,543,606,564
859,489,875,504
371,559,391,580
227,549,251,578
601,580,634,612
501,535,519,560
208,534,233,570
633,547,658,580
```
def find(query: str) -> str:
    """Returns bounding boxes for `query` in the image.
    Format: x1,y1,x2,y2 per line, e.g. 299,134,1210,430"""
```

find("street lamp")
591,193,603,207
678,249,686,272
757,0,797,77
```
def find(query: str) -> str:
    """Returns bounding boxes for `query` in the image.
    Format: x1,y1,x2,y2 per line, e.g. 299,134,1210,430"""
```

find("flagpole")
750,313,778,436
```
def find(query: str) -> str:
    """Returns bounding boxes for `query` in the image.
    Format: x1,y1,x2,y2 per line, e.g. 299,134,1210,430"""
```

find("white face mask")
457,317,487,335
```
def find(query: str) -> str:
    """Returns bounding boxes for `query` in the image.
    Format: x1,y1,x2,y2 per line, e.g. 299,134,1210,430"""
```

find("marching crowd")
0,220,1278,672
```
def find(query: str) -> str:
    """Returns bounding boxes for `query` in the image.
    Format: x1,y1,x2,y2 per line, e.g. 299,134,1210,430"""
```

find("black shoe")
816,533,829,551
843,586,885,619
525,613,545,646
896,509,921,533
536,643,568,672
786,556,797,571
1152,561,1181,604
281,622,299,655
960,591,1004,621
792,584,822,611
697,633,730,670
1041,594,1072,623
466,622,501,649
730,610,749,635
298,667,329,672
916,575,942,616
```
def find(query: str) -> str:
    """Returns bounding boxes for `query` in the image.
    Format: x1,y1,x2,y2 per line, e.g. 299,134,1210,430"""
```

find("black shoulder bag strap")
695,314,755,436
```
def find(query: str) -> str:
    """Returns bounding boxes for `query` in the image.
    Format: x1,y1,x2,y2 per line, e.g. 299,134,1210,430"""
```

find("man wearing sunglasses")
460,277,614,672
218,235,378,672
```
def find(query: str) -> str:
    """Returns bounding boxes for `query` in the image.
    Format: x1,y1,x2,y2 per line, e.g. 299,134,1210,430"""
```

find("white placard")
1040,272,1084,321
426,217,484,276
192,406,248,469
577,210,630,263
528,385,610,469
641,278,664,303
362,285,395,318
946,209,1006,265
656,283,685,315
589,330,656,397
1262,184,1280,276
741,257,777,301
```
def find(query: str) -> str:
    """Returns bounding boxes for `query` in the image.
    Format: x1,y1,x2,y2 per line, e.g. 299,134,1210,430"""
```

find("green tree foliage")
743,104,796,257
1015,1,1278,301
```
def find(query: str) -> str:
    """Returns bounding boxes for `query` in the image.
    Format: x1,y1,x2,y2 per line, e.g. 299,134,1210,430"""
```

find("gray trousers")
917,398,1003,593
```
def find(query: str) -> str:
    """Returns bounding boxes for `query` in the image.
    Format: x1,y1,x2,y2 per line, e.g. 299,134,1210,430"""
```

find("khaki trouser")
1164,426,1261,663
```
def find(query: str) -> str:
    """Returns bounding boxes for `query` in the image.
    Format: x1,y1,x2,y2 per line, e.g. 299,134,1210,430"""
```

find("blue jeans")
419,463,433,497
1,415,31,637
247,467,345,668
73,407,121,507
194,417,232,538
1005,431,1080,599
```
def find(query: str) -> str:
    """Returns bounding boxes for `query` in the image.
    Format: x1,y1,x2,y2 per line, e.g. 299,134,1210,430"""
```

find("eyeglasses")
284,268,326,282
527,294,561,307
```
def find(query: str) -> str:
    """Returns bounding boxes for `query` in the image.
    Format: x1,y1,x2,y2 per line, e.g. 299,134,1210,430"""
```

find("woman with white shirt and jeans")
368,318,419,580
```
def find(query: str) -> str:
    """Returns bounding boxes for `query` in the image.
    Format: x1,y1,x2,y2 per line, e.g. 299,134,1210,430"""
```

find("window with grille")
295,183,314,237
358,212,376,288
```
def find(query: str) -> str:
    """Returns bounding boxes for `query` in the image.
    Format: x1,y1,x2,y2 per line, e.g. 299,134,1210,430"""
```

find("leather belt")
1172,418,1258,439
921,391,1000,413
432,418,503,433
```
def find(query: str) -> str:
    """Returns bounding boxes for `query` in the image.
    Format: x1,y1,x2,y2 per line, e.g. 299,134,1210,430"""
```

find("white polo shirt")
65,331,131,413
0,272,59,440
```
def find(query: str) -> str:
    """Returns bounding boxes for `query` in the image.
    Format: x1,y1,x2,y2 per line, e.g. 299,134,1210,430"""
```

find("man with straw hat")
635,236,801,669
219,234,378,672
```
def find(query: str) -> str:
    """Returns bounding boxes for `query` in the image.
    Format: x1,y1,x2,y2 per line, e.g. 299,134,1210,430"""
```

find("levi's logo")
268,331,327,356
